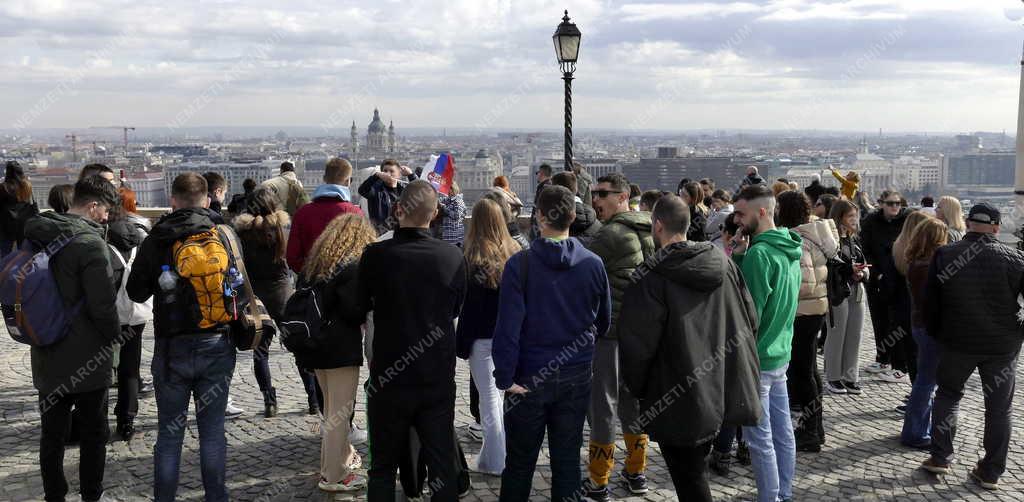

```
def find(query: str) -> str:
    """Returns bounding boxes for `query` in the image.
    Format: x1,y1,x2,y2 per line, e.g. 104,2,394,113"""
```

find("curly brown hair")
302,214,377,283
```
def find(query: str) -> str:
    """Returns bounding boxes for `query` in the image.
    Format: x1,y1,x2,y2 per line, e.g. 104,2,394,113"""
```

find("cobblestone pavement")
2,321,1023,502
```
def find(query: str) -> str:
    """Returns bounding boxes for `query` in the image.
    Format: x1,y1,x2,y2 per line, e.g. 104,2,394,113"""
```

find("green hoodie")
733,228,803,371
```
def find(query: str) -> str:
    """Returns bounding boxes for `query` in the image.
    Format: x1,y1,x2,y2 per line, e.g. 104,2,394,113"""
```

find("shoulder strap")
217,224,261,331
107,243,128,267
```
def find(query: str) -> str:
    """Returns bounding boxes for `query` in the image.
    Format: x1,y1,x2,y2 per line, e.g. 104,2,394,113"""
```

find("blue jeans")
152,334,236,502
743,365,795,502
901,328,938,445
499,363,591,502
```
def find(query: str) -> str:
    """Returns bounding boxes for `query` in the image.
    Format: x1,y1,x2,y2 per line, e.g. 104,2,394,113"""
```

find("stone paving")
1,321,1023,502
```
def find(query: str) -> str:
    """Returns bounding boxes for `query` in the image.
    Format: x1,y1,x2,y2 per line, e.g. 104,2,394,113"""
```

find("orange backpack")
171,227,234,328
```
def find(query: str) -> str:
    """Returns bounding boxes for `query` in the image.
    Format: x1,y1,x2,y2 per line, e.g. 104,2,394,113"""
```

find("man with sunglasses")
584,173,655,501
860,190,909,379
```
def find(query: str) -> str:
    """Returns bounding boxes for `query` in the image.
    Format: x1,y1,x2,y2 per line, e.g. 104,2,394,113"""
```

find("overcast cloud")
1,0,1022,133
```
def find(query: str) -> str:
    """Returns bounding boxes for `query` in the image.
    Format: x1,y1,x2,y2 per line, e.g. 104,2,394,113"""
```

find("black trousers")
865,283,892,365
368,382,457,502
931,346,1020,480
787,315,825,446
469,374,481,424
660,441,712,502
114,323,145,424
39,387,109,502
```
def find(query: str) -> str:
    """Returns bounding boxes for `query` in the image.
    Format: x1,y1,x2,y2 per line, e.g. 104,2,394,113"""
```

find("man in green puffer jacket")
583,173,655,500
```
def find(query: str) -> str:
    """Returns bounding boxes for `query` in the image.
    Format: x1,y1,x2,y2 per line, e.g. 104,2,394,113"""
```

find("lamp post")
553,10,581,172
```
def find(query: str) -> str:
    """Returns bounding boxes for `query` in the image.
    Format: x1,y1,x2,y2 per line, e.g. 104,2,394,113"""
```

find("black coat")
859,208,907,282
23,212,120,395
804,180,825,204
296,262,365,369
927,232,1024,355
233,211,293,321
618,241,762,446
352,228,467,388
569,201,601,247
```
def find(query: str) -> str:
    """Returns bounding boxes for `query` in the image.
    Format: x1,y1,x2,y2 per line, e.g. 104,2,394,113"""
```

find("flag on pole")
421,153,456,195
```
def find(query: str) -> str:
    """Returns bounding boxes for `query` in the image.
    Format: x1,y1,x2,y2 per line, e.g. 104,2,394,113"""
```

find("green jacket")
733,228,802,371
587,210,655,336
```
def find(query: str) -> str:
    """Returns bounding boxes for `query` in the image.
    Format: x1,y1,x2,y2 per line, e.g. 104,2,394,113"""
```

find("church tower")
388,121,396,153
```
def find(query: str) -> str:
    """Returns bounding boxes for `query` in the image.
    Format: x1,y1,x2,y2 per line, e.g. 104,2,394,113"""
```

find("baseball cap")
967,202,1000,225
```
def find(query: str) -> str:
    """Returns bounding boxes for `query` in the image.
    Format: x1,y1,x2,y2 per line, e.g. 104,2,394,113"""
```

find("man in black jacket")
617,195,761,502
24,175,121,502
126,173,236,502
859,190,908,375
354,180,467,501
357,158,417,234
551,171,601,246
920,203,1024,490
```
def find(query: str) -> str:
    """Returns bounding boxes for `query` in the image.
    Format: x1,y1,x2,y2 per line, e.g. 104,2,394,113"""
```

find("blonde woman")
297,214,377,492
936,196,966,242
455,198,520,475
892,211,934,277
899,218,949,448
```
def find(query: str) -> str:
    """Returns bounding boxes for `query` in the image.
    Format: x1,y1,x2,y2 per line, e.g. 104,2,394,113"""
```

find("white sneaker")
877,370,909,383
318,473,366,492
865,362,891,374
349,424,368,445
225,398,244,419
467,422,484,441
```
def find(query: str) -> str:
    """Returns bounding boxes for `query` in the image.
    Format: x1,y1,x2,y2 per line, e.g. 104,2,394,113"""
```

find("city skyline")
3,0,1024,132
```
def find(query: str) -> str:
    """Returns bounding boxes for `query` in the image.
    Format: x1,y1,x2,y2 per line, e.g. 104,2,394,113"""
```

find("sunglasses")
592,190,624,198
881,200,901,207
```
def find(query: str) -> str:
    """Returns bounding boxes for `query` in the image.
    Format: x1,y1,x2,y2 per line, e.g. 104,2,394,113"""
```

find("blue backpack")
0,235,82,347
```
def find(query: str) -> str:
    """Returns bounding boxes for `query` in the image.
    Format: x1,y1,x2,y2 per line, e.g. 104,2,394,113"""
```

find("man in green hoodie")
731,184,802,502
584,173,655,500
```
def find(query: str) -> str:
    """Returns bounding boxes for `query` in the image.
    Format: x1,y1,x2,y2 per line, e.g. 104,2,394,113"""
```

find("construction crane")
90,126,136,157
65,134,78,162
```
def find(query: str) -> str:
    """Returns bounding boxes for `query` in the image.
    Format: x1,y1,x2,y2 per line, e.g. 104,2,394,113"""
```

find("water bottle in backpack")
158,265,178,304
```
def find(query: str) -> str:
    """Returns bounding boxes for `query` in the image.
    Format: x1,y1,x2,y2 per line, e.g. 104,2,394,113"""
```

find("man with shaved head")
352,179,468,501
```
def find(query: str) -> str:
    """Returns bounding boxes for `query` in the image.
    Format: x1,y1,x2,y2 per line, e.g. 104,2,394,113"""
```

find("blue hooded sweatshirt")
491,237,611,390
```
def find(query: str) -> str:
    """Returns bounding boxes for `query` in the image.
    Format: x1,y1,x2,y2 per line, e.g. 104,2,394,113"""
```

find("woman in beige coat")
777,191,839,452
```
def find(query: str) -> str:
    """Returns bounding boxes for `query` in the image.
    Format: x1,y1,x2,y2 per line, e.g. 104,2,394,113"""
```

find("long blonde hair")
302,214,377,283
904,218,948,270
936,196,965,232
892,210,933,276
464,198,519,289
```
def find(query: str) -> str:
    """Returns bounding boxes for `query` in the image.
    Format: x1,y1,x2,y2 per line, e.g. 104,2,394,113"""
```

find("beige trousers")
315,366,360,483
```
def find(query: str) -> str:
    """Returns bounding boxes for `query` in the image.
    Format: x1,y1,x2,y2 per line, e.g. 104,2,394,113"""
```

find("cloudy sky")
2,0,1023,133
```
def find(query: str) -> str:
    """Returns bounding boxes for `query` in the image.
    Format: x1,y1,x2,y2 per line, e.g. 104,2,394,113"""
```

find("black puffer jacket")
24,212,120,395
569,201,601,247
233,210,292,319
618,241,761,446
296,262,364,369
107,215,147,286
926,232,1024,355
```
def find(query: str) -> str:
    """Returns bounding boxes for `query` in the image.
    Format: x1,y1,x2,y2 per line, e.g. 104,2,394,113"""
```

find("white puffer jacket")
792,217,839,316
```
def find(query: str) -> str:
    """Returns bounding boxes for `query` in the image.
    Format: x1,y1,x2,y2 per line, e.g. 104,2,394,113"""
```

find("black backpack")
278,278,330,354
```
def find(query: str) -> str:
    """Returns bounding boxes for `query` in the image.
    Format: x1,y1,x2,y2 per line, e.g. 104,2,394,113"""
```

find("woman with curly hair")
298,213,377,492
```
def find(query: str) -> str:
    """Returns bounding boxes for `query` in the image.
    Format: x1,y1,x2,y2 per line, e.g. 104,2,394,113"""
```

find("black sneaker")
582,478,611,502
708,450,732,476
895,404,907,414
736,441,751,465
826,381,847,394
842,381,862,395
620,470,649,494
116,421,135,441
139,380,155,397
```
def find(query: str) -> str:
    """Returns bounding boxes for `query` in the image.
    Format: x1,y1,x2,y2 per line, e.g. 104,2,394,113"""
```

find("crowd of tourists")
1,157,1022,502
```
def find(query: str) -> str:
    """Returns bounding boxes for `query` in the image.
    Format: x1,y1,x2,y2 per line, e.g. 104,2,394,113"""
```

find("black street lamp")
553,10,581,172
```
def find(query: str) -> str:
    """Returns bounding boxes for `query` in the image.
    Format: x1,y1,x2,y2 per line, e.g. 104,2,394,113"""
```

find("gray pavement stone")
1,321,1023,501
